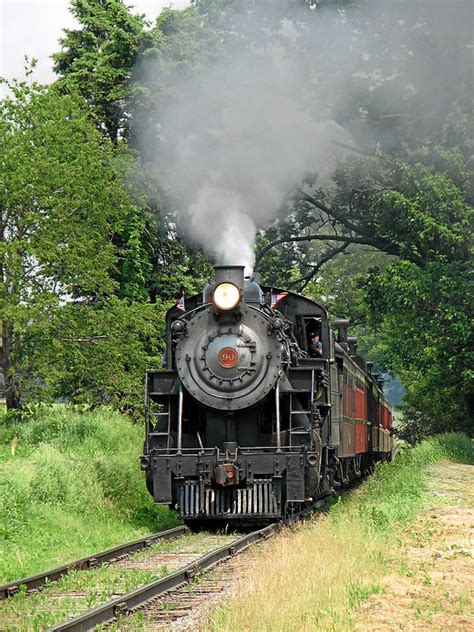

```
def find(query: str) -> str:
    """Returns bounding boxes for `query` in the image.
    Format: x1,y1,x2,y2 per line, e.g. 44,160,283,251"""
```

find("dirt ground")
354,462,474,631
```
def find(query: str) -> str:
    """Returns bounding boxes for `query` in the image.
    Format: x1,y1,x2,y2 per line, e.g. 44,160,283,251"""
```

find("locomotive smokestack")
214,265,245,290
203,265,245,305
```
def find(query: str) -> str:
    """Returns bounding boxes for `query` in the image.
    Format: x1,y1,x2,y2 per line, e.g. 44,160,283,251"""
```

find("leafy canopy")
0,77,162,412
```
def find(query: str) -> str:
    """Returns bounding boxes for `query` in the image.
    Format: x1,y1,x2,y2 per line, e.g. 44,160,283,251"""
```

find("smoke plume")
135,1,472,273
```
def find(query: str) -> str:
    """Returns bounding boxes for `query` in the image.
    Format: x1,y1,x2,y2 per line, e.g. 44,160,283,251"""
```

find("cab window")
304,317,323,357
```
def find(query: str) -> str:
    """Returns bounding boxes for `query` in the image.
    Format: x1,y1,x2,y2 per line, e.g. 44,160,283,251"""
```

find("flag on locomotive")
271,290,288,309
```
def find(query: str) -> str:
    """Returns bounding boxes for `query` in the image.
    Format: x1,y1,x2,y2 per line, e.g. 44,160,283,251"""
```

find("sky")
0,0,190,86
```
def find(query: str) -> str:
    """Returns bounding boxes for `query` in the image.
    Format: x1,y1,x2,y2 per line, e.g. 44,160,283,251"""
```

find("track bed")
0,531,238,631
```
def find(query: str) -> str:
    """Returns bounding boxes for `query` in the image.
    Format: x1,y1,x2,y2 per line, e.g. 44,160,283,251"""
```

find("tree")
44,0,472,434
365,260,473,438
24,297,166,416
53,0,145,144
258,139,473,436
304,245,392,326
127,5,223,176
53,3,217,303
0,78,136,409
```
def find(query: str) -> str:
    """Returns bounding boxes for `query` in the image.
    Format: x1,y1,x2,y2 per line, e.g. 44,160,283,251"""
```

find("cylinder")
334,319,350,344
214,265,245,289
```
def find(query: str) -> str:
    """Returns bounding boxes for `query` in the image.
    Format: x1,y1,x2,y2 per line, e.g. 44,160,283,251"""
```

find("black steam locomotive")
141,265,393,527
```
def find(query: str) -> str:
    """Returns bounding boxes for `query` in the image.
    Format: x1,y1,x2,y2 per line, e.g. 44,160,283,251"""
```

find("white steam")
136,1,472,273
153,36,353,273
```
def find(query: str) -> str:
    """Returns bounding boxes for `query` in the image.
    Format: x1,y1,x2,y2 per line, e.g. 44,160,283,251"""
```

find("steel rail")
0,525,187,600
47,524,278,632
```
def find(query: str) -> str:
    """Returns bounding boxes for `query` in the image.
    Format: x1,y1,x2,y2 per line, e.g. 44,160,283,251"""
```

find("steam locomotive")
141,265,393,527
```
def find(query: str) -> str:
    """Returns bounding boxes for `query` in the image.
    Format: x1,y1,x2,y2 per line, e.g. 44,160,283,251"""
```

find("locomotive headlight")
213,282,241,310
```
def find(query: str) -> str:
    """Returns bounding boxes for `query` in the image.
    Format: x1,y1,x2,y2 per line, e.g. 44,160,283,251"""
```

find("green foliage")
52,1,216,303
0,78,169,414
297,112,473,436
148,239,214,301
251,3,473,438
332,150,472,267
0,78,136,409
304,245,392,325
256,201,322,288
0,407,179,581
347,582,381,609
23,297,167,415
2,1,470,438
365,260,473,439
0,80,123,293
355,433,473,530
53,0,145,143
130,6,221,133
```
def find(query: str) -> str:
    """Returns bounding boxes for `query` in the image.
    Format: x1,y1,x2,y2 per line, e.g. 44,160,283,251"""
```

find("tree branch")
255,232,405,268
277,191,426,267
60,335,108,344
330,139,376,157
294,191,375,240
288,242,351,292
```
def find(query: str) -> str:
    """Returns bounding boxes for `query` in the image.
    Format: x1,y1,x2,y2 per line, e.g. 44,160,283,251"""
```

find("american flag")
176,295,186,312
271,291,288,309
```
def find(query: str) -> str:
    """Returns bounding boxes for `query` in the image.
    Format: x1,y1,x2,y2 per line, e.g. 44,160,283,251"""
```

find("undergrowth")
206,433,473,631
346,431,473,530
0,407,179,582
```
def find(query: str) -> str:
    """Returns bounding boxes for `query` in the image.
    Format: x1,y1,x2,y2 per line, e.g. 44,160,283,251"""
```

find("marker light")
213,282,241,310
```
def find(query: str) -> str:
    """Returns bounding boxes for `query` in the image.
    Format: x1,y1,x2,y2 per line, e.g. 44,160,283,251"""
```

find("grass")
0,406,179,582
205,433,473,631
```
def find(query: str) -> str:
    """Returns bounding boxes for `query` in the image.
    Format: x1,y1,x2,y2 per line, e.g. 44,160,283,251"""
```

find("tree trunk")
0,210,21,411
1,320,21,410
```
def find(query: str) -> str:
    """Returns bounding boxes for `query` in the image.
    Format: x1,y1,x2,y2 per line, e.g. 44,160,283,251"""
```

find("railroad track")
0,528,256,631
48,526,276,631
0,498,328,631
0,525,187,600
